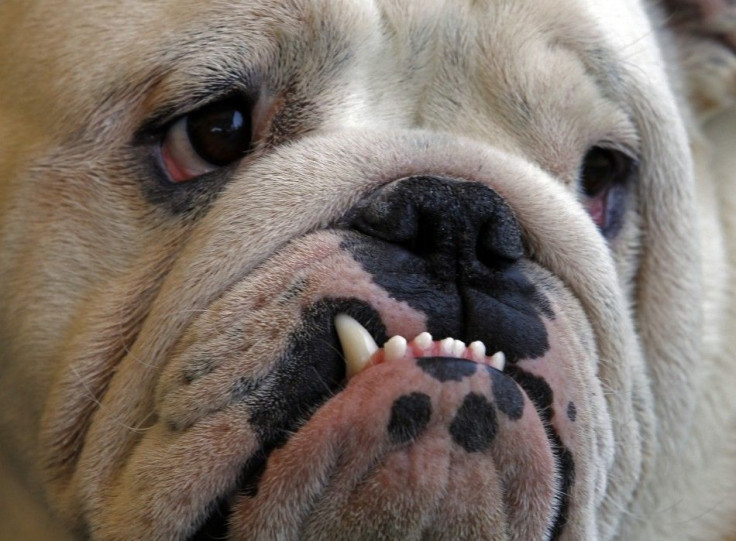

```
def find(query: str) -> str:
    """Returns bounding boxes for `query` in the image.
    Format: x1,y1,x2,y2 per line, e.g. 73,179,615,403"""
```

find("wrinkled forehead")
0,0,663,138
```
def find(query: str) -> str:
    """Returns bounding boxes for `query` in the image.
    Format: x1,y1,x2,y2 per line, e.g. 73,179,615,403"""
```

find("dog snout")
340,175,549,363
348,176,524,280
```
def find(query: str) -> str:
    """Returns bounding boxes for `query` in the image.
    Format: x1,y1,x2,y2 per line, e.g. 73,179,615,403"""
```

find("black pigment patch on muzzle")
237,298,387,447
342,176,553,363
506,364,575,538
189,298,387,540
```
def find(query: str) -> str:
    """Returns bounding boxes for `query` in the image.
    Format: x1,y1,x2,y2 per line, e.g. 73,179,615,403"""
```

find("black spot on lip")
449,392,498,453
242,298,387,447
189,298,387,540
487,367,524,421
417,357,477,382
567,401,577,422
387,393,433,444
505,366,575,540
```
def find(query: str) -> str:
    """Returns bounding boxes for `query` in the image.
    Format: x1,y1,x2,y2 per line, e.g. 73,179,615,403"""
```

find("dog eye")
580,147,635,236
160,98,254,183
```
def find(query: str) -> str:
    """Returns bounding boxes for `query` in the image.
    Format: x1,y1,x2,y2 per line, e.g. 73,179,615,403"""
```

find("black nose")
348,176,524,279
342,176,550,363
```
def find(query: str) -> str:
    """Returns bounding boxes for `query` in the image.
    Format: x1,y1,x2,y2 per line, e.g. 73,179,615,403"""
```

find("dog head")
0,0,732,538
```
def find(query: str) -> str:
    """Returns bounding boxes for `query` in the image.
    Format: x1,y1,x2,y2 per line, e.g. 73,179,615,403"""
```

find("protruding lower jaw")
334,314,506,380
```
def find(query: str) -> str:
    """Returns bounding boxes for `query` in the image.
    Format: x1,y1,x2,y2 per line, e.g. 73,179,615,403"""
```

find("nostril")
477,212,525,267
351,194,418,245
347,176,524,274
409,215,439,255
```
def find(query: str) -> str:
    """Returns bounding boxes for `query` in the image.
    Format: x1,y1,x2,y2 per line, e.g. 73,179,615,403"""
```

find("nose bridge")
349,176,524,280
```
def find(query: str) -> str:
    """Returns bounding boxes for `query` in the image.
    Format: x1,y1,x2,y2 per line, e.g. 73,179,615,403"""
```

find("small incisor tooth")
469,341,486,361
414,332,433,350
452,339,466,357
490,351,506,372
441,337,455,355
334,314,379,379
384,335,408,361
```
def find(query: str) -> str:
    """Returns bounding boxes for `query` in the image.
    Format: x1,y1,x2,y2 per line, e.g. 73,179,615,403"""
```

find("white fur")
0,0,734,538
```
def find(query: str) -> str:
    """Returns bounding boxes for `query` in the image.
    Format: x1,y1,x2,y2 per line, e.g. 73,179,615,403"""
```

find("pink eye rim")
579,146,637,237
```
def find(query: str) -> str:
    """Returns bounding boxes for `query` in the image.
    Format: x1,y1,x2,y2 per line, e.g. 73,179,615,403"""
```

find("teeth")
414,332,433,350
490,351,506,372
384,335,408,362
334,314,379,379
335,315,507,379
452,339,466,357
469,341,486,361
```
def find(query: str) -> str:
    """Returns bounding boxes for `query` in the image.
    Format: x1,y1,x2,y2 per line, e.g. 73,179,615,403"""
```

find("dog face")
1,0,734,539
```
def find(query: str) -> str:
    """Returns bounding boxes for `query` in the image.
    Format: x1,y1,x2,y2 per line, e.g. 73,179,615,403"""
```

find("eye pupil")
186,99,253,166
581,147,619,197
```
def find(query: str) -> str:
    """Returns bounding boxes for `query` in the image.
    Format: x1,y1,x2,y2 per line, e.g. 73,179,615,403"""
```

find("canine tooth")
384,335,408,361
441,337,455,355
452,339,466,357
469,341,486,361
414,332,433,350
490,351,506,372
334,314,379,378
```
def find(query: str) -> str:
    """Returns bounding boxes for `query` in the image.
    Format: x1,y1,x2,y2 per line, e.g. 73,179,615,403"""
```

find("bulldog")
1,0,735,539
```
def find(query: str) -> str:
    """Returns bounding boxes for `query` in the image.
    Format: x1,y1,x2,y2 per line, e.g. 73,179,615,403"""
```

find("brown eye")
161,98,254,183
580,147,636,236
581,147,629,197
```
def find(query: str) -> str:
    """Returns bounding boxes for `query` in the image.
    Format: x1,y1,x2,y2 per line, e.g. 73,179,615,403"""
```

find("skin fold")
0,0,734,539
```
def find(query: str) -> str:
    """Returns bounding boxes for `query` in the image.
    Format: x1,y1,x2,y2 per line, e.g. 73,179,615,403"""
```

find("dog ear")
660,0,736,120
